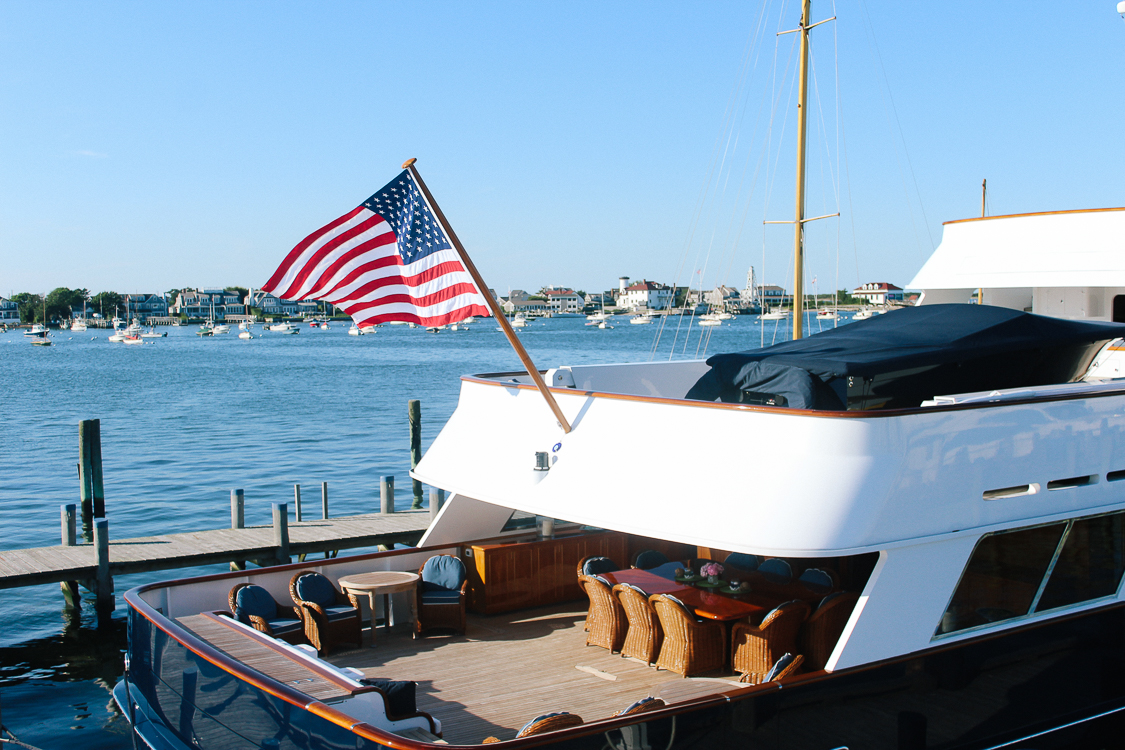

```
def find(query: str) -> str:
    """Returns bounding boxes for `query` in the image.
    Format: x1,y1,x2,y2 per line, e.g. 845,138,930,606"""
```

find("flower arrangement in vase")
700,562,724,584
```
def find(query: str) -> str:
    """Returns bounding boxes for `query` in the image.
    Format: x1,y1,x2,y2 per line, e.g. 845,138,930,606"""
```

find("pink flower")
700,562,724,578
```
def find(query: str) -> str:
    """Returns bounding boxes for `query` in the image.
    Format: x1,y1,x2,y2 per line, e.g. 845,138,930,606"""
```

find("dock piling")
294,484,303,522
409,400,423,509
429,488,445,522
78,419,106,536
230,489,245,571
60,504,80,610
272,503,290,564
380,476,395,514
321,481,329,519
93,518,114,616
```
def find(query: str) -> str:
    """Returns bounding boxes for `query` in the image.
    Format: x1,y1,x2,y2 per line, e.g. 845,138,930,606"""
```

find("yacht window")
937,523,1065,635
1035,513,1125,612
937,512,1125,637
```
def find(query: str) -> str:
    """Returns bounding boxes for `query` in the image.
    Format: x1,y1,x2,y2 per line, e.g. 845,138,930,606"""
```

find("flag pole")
402,158,572,434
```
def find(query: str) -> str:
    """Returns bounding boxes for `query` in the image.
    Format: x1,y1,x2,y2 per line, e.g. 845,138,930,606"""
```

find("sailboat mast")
791,0,812,340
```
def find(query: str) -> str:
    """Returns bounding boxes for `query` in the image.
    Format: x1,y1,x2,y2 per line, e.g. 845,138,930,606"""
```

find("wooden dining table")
599,569,769,622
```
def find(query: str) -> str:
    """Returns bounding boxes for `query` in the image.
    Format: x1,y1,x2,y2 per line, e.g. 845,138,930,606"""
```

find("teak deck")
333,603,742,745
0,511,432,589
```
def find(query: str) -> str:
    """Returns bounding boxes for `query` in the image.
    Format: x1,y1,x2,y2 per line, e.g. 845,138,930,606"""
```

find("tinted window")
937,523,1065,635
1036,514,1125,611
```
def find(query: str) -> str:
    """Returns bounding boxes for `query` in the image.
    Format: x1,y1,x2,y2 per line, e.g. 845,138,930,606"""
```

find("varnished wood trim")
943,206,1125,226
460,373,1125,419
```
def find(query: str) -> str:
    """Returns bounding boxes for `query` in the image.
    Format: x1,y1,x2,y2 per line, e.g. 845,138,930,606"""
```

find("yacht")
268,322,299,334
629,313,655,325
212,324,231,335
23,323,48,337
759,308,789,320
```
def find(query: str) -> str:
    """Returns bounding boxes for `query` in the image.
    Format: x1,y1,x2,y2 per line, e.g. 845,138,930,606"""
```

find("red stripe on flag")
277,213,386,300
342,281,482,315
262,206,367,293
304,231,397,298
320,253,404,300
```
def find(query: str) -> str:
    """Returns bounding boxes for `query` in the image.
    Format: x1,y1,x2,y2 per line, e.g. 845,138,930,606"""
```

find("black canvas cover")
685,304,1125,410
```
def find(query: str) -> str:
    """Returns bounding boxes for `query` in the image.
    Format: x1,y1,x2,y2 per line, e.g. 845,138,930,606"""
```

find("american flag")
262,169,492,327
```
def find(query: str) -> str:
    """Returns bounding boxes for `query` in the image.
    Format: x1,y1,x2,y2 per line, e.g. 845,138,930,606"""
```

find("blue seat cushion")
265,618,301,635
422,589,462,605
582,557,618,575
422,555,466,592
295,574,339,608
758,558,792,582
799,568,833,590
647,561,683,580
234,585,277,623
360,678,417,716
765,652,797,681
322,605,357,622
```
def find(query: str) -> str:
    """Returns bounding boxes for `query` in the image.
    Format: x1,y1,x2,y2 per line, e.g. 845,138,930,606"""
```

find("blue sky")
2,1,1123,299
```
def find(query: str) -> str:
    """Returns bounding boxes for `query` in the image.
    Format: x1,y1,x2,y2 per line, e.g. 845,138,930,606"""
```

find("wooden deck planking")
334,604,741,745
0,511,433,590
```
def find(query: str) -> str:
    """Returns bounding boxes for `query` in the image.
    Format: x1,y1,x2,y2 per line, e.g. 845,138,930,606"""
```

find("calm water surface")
0,312,843,748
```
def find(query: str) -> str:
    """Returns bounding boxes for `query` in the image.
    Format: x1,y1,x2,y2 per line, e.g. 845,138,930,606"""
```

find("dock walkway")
0,510,432,590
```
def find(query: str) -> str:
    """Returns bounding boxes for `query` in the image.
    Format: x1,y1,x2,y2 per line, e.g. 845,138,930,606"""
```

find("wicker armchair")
739,653,805,683
580,574,627,652
415,555,468,637
798,591,859,671
613,583,663,665
632,549,670,570
288,571,362,654
614,697,666,716
576,555,619,578
228,583,305,644
650,594,726,677
483,712,584,742
731,600,810,684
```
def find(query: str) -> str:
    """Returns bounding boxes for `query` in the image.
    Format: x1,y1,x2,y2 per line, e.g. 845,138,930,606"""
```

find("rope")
1,731,47,750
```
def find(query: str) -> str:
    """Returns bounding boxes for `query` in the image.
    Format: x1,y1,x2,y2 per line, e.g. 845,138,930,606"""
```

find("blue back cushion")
725,553,760,571
582,556,618,575
296,574,338,607
422,555,466,592
799,568,833,589
235,585,276,623
758,558,792,580
634,550,669,570
360,678,417,716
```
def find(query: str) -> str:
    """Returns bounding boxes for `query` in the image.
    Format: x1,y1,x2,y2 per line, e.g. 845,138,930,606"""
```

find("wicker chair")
228,583,305,644
798,567,839,596
483,712,584,742
288,571,362,654
731,600,810,684
740,653,805,683
798,591,859,671
613,583,663,665
576,555,619,578
580,574,627,652
757,558,794,585
632,549,670,570
415,555,468,637
614,697,666,716
650,594,726,677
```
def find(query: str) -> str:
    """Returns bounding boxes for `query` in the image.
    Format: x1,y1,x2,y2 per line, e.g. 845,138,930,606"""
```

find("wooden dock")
0,510,433,591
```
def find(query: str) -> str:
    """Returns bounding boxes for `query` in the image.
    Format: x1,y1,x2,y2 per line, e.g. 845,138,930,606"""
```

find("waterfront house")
618,279,674,311
123,293,170,321
705,285,743,312
757,284,791,308
500,290,547,315
173,288,246,319
852,282,904,305
542,289,582,314
0,297,20,324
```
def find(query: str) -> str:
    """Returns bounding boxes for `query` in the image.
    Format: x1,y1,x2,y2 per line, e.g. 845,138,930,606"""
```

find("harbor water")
0,312,848,748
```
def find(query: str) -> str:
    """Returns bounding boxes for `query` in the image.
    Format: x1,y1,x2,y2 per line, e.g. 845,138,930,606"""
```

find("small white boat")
141,327,166,338
238,321,252,331
759,308,790,320
348,324,362,336
698,318,722,326
269,322,299,334
461,316,477,324
238,331,253,340
122,335,143,345
108,331,128,342
212,324,231,334
853,308,878,320
816,309,837,320
24,324,48,337
597,321,614,329
70,319,88,332
320,322,329,330
629,314,655,325
510,315,529,328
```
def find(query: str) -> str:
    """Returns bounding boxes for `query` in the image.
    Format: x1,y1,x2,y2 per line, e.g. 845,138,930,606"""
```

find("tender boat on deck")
117,207,1125,749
